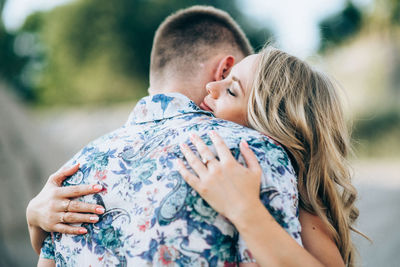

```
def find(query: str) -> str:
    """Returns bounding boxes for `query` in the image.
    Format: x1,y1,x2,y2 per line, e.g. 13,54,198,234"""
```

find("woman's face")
200,54,259,126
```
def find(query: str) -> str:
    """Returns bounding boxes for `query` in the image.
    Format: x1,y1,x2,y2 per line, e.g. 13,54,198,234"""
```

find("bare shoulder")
300,209,332,236
299,209,345,267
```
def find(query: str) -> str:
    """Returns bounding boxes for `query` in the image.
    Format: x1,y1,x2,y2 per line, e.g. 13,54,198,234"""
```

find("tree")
18,0,270,105
319,1,363,52
0,0,30,100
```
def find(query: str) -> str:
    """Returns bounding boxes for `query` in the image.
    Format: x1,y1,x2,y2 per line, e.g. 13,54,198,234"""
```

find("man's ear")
214,55,235,81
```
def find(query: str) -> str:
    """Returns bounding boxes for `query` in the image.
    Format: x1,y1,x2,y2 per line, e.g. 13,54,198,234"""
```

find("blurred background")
0,0,399,266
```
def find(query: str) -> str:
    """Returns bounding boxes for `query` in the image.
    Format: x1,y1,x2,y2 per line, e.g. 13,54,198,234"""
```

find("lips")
199,101,213,112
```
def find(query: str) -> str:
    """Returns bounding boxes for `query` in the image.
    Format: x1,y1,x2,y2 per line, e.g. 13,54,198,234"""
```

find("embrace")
26,6,361,267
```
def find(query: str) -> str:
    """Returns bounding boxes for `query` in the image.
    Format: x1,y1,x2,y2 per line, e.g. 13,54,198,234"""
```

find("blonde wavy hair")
247,46,361,266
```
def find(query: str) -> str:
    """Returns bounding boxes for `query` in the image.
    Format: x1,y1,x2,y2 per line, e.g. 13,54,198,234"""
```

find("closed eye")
227,88,236,97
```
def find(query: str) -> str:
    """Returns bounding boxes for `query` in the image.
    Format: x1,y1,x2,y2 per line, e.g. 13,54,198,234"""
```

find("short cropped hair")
150,6,253,79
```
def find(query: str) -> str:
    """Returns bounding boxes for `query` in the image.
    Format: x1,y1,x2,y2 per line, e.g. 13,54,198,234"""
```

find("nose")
206,81,220,99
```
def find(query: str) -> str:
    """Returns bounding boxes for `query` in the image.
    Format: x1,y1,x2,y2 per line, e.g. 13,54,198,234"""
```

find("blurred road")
352,161,400,267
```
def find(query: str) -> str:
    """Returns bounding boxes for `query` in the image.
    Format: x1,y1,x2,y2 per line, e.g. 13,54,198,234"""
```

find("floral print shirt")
40,93,301,266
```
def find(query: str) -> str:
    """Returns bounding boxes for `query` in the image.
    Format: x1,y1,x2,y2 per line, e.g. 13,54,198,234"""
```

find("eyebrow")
232,75,244,95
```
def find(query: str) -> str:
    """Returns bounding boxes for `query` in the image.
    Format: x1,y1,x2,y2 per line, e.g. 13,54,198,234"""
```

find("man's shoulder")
187,116,294,174
210,119,263,138
62,125,128,166
189,116,281,149
176,114,258,136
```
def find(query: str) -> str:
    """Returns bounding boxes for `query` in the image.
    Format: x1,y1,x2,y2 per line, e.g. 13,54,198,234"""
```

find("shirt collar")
126,93,214,125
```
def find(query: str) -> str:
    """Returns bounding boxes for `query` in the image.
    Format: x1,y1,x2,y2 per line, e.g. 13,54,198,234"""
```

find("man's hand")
26,164,105,253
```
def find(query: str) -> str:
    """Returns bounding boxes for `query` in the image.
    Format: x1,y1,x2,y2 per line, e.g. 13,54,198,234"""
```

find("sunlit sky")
2,0,373,58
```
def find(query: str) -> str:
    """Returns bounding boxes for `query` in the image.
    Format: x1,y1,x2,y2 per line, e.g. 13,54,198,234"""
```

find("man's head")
149,6,253,104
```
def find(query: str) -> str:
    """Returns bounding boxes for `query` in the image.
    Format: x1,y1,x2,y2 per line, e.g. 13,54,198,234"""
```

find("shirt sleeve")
40,234,55,260
236,137,302,263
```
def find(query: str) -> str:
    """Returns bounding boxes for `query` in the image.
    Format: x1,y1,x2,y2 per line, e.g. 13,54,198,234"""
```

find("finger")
176,159,201,189
240,140,262,173
50,164,80,186
57,184,103,198
63,212,100,224
60,163,81,177
66,200,105,214
208,130,234,162
180,143,208,176
190,134,216,163
53,224,88,235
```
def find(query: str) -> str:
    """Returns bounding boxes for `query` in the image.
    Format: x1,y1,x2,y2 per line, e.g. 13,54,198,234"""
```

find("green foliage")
319,1,363,52
391,0,400,24
380,0,400,24
15,0,270,106
0,0,4,15
0,1,31,100
24,0,155,105
352,108,400,158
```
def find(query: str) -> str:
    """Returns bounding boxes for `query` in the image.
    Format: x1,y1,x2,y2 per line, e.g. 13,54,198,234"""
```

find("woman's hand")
178,131,331,267
27,164,105,235
177,130,263,223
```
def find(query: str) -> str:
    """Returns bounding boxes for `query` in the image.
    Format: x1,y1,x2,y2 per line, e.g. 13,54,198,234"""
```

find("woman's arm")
234,205,344,267
177,131,344,267
26,164,105,254
233,201,327,267
26,222,49,256
299,209,345,266
37,258,56,267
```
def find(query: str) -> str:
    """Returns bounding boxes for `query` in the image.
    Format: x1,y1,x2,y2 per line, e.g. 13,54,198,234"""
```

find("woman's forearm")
37,258,56,267
231,202,324,267
28,224,48,255
27,199,48,255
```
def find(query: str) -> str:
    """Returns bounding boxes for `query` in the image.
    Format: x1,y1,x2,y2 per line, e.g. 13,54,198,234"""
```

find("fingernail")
209,130,216,137
180,143,188,150
79,228,87,234
70,163,79,169
93,184,102,191
90,216,99,222
95,207,105,214
176,159,182,167
241,139,249,148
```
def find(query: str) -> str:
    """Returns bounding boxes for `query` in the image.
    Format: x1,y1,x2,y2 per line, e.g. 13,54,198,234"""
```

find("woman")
176,46,361,266
27,46,361,266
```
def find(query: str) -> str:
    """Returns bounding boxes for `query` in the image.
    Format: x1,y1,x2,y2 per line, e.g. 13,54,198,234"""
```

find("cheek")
222,106,247,126
212,97,247,126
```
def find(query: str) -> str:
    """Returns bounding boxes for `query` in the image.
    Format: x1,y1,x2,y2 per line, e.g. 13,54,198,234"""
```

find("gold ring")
202,156,214,167
64,199,71,212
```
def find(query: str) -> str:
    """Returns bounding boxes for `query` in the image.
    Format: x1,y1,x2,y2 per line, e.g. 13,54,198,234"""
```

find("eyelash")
227,88,236,97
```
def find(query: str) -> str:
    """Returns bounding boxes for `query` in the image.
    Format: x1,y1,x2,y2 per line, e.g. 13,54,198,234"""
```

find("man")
32,6,301,266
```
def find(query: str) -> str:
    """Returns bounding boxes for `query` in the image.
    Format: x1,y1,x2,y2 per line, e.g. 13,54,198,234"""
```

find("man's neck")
148,53,227,105
149,79,204,105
